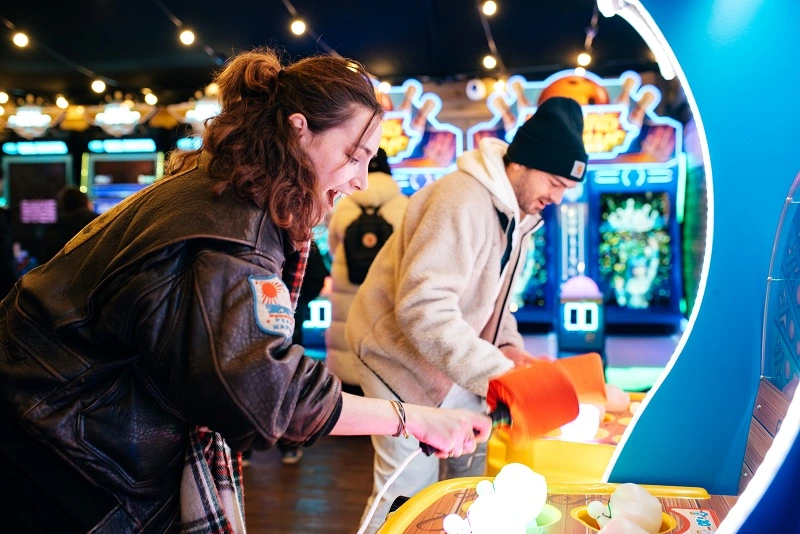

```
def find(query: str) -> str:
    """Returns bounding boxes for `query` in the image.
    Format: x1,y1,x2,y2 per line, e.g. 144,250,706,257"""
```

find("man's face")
507,163,579,216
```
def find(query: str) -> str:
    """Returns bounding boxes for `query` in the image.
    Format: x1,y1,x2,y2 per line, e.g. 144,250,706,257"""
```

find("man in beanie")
346,96,588,533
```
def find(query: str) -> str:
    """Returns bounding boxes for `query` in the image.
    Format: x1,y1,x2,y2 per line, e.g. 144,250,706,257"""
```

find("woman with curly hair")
0,48,490,533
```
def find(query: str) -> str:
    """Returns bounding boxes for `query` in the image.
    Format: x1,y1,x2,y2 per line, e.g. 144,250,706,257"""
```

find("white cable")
356,447,423,534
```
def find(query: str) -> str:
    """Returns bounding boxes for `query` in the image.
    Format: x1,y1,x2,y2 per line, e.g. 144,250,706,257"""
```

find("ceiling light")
577,52,592,66
144,93,158,105
291,19,306,36
13,32,29,47
56,96,69,109
483,55,497,69
180,30,195,45
482,1,498,16
0,92,8,104
91,80,106,93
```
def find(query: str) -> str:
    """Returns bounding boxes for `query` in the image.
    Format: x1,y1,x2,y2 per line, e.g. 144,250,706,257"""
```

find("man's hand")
500,345,556,367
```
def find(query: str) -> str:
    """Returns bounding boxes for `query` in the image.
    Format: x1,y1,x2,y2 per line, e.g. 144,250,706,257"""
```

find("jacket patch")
248,275,294,339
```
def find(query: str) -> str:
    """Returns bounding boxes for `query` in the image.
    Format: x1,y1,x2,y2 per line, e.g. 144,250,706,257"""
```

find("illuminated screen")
598,193,673,309
512,224,549,309
8,161,68,225
19,199,57,224
91,158,157,213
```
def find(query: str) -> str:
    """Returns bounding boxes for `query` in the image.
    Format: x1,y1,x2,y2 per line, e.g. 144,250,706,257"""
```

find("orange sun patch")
261,281,280,304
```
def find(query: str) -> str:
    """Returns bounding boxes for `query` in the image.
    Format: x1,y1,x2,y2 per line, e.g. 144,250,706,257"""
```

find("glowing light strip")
2,140,68,155
600,0,715,482
676,152,687,224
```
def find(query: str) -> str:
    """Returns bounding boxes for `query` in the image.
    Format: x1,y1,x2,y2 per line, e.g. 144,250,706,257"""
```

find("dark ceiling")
0,0,656,106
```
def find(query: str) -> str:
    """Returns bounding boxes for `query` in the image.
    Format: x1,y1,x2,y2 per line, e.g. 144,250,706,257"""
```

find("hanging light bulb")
483,55,497,69
482,1,498,16
56,95,69,109
291,19,306,36
577,52,592,66
179,29,195,45
13,32,29,47
91,80,107,93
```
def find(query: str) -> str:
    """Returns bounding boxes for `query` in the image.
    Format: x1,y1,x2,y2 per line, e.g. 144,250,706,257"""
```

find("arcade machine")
1,140,72,267
466,93,557,329
375,0,800,531
472,70,685,332
300,80,466,349
81,138,164,214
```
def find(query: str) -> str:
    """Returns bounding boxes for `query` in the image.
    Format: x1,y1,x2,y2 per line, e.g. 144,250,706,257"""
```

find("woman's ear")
288,113,308,135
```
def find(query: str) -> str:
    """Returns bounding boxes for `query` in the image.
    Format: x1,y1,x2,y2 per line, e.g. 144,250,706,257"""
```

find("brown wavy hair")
166,48,383,245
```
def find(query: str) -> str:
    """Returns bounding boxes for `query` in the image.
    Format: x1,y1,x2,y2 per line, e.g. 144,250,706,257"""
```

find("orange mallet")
486,352,607,442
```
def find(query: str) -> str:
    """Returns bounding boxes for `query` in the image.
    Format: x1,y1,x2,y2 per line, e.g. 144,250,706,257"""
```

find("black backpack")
344,204,394,284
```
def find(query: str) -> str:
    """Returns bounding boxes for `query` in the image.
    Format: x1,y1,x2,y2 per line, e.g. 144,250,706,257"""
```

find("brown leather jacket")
0,158,342,532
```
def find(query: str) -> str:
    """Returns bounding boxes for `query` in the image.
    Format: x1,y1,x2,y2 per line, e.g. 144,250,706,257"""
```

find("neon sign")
2,140,68,156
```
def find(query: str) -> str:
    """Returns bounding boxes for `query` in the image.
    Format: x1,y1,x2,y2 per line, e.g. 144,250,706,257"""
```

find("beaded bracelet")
389,400,409,439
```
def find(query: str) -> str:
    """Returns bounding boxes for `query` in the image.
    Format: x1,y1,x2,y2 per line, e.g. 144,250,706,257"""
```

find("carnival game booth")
376,0,800,531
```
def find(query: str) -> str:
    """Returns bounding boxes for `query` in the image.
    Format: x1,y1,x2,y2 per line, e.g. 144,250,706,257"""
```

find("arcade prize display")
468,70,685,331
300,80,465,348
80,138,163,214
1,140,73,265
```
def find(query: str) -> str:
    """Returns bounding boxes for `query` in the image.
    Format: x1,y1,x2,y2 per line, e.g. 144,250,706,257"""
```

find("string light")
55,95,69,109
290,19,306,36
279,0,339,56
0,92,8,104
144,93,158,105
12,32,29,47
477,2,506,73
179,29,195,45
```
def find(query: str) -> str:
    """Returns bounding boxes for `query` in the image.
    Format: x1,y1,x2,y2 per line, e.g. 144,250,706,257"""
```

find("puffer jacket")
325,171,408,385
0,156,342,532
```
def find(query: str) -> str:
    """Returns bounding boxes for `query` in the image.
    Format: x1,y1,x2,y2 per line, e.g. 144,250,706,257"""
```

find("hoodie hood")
457,138,539,229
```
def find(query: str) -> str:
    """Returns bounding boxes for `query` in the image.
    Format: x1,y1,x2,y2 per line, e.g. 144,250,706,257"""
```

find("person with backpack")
346,97,589,533
326,148,408,388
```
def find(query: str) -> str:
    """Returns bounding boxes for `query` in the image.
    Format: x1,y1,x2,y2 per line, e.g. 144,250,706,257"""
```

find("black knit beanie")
368,147,392,175
505,96,588,182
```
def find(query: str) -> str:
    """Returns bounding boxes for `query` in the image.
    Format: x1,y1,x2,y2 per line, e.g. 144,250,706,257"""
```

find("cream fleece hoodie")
346,138,541,406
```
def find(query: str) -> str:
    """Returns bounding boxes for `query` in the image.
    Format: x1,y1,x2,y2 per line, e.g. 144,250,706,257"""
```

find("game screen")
598,192,673,309
91,158,157,213
8,161,67,225
511,222,550,310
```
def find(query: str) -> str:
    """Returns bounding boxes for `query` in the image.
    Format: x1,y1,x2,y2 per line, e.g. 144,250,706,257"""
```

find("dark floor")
243,435,374,533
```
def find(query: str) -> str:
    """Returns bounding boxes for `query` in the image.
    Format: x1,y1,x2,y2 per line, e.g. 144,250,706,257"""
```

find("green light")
676,152,687,224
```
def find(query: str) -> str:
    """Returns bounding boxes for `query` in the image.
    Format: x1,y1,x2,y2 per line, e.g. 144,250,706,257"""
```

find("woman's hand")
403,404,491,459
